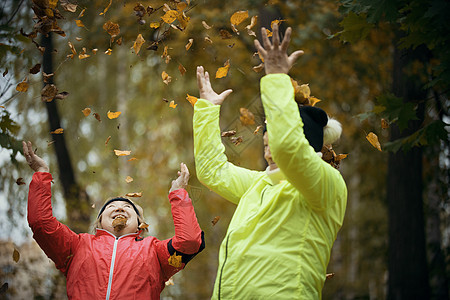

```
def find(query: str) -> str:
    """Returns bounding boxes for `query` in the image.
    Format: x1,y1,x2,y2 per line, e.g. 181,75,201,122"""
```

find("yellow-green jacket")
193,74,347,299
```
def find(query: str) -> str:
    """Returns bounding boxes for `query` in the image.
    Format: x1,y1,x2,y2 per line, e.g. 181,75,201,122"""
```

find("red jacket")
27,172,204,299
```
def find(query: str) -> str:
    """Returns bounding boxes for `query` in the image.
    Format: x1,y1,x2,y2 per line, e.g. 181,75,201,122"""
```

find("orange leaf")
16,78,29,92
168,252,183,268
211,216,220,226
132,34,145,54
103,21,120,38
366,132,382,151
82,107,91,116
150,22,160,28
309,96,321,107
230,10,248,25
177,2,187,11
114,150,131,156
51,128,64,134
335,153,348,161
105,48,112,55
240,107,255,125
107,111,121,119
178,63,186,76
162,71,172,85
186,94,197,106
270,19,286,29
216,59,230,79
185,38,193,51
161,10,179,24
105,135,111,145
139,222,149,230
381,118,389,129
266,28,273,37
125,192,142,197
99,0,112,15
75,20,85,28
128,157,138,161
169,100,177,108
125,176,133,183
254,125,263,135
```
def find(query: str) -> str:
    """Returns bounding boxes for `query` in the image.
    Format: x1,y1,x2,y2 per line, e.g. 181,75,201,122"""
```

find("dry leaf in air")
16,78,29,92
125,176,133,183
161,10,179,24
13,249,20,263
169,100,177,108
126,192,142,197
366,132,382,151
99,0,112,15
16,178,26,185
239,107,255,125
132,34,145,54
114,150,131,156
51,128,64,134
230,10,248,25
381,118,389,129
186,94,197,106
216,59,230,79
211,216,221,226
162,71,172,85
221,130,236,137
107,111,121,119
168,252,183,268
185,38,193,50
82,108,91,116
103,21,120,38
178,63,186,76
29,63,41,74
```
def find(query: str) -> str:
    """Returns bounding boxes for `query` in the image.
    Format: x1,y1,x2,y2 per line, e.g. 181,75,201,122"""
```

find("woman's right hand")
23,141,49,173
196,66,233,105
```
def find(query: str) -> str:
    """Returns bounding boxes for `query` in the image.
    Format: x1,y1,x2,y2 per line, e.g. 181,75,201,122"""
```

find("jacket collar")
265,166,286,185
95,228,142,239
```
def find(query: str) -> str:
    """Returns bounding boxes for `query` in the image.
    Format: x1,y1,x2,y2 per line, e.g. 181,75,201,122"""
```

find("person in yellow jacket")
193,24,347,299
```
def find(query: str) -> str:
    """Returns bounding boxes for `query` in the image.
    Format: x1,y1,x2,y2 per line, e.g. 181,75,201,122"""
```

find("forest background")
0,0,448,299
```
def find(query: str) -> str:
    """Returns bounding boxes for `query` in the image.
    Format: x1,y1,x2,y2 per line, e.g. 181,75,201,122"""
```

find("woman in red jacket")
22,141,205,300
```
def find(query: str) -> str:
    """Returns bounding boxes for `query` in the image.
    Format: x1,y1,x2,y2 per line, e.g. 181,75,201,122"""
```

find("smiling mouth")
113,215,127,219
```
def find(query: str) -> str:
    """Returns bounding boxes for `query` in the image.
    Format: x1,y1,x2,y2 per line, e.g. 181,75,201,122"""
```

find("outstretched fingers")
280,27,292,52
261,27,272,49
288,50,305,66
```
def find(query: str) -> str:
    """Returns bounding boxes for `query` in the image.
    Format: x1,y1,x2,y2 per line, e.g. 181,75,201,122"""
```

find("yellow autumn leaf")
150,22,160,28
186,94,198,106
13,249,20,263
132,34,145,55
79,53,90,59
185,38,193,51
266,28,273,37
366,132,382,151
125,192,142,197
246,15,258,30
168,252,183,268
103,21,120,38
178,63,186,76
16,78,29,92
161,10,179,24
230,10,248,25
48,0,58,9
105,48,112,55
177,2,187,11
270,19,286,28
75,20,85,28
114,150,131,156
99,0,112,15
68,41,77,56
82,107,91,116
216,59,230,79
107,111,121,119
125,176,133,183
51,128,64,134
309,96,321,107
169,100,177,108
162,71,172,85
240,107,255,125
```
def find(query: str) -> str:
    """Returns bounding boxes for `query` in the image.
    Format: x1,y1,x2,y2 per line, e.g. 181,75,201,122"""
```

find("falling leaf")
75,20,85,28
162,71,172,85
93,113,102,122
47,140,55,147
91,203,96,208
177,12,190,30
326,273,335,279
139,222,149,230
125,176,133,183
216,59,230,79
230,136,243,146
68,41,77,57
103,21,120,38
125,192,142,197
246,15,258,30
116,37,122,45
16,178,26,185
54,92,69,100
221,130,236,137
309,96,321,106
43,72,54,83
16,78,29,92
186,94,197,106
253,63,264,73
219,29,232,39
202,21,212,29
114,150,131,156
366,132,382,151
78,8,85,18
381,118,389,129
230,10,249,25
107,111,121,119
231,23,239,35
271,19,286,29
3,68,8,77
51,128,64,134
132,34,145,54
204,36,213,43
177,2,187,11
335,154,348,161
147,41,158,51
254,125,263,134
105,48,112,55
82,107,91,116
99,0,112,15
168,252,183,268
105,135,111,145
240,107,255,125
61,1,77,12
211,216,221,226
128,157,138,161
92,48,98,54
178,63,186,76
165,277,174,286
29,63,41,74
75,37,82,41
185,38,193,51
41,84,58,102
161,10,179,24
78,50,90,59
13,249,20,263
169,100,177,108
150,22,160,28
266,28,273,37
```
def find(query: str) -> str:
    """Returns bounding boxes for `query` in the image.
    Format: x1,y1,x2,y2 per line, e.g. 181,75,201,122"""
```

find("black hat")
299,106,328,152
97,197,141,218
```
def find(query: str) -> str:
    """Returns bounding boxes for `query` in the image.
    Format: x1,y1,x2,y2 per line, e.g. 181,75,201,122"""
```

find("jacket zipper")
101,231,137,300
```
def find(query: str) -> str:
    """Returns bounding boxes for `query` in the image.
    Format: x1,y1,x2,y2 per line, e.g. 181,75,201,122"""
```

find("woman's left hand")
169,163,190,193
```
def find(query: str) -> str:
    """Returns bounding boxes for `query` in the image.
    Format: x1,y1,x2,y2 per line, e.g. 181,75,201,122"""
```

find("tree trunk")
387,42,430,299
41,33,90,233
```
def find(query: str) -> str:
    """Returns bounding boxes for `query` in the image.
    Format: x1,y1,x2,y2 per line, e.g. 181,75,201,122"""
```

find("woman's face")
263,132,278,171
100,201,139,237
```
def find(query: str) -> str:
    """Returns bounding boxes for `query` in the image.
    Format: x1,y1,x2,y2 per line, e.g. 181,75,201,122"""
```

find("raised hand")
196,66,233,105
22,141,49,173
254,23,304,75
169,163,190,193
